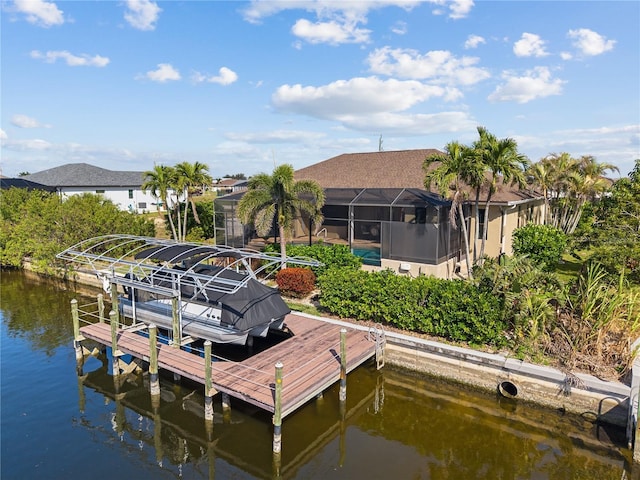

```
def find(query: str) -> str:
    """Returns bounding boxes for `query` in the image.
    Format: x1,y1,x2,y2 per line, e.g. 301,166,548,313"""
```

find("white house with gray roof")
24,163,171,213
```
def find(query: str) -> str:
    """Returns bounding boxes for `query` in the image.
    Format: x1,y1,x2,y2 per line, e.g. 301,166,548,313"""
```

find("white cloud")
560,52,572,61
30,50,110,67
225,130,326,144
429,0,474,19
241,1,423,24
516,124,640,175
567,28,615,56
272,77,457,120
391,21,407,35
488,67,565,103
11,114,51,129
12,0,64,27
464,34,485,49
367,47,490,86
0,129,7,140
141,63,181,82
338,111,477,135
291,18,371,45
241,1,468,46
124,0,161,31
192,67,238,86
513,33,549,57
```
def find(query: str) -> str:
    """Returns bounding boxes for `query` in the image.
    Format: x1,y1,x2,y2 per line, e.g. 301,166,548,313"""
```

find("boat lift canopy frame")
56,234,321,300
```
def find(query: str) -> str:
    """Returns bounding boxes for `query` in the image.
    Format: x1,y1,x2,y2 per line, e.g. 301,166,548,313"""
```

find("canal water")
0,269,635,479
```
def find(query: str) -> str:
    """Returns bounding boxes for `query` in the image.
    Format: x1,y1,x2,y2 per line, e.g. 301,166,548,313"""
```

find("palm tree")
424,141,475,278
142,165,178,240
473,127,528,261
175,161,213,239
531,153,618,234
237,164,325,269
526,156,558,225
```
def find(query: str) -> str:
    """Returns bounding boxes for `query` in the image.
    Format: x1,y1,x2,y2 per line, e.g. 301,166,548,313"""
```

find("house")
23,163,168,213
0,177,57,192
218,149,546,278
295,149,545,277
212,178,248,194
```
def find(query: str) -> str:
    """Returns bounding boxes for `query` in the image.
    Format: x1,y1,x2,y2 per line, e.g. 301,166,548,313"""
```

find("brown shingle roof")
295,148,543,205
295,149,441,189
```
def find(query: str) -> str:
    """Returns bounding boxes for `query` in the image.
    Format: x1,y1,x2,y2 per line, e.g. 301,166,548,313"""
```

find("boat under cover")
56,235,320,345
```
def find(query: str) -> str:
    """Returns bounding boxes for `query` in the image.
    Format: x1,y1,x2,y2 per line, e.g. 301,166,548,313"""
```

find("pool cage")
214,188,463,267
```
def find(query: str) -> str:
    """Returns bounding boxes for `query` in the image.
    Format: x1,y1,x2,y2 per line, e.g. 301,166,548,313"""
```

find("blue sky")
1,0,639,179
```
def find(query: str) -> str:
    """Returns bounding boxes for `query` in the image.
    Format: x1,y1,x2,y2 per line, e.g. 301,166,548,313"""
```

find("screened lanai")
214,188,462,267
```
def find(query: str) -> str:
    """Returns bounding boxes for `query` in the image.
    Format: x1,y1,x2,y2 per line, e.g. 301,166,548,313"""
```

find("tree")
424,141,475,278
142,165,179,241
528,153,618,234
587,159,640,281
473,127,528,261
175,161,212,239
237,164,325,269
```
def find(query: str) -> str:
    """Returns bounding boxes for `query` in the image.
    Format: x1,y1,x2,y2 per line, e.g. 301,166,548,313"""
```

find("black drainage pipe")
498,381,518,399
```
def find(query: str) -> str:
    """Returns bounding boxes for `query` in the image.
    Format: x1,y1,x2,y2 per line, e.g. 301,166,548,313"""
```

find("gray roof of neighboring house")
0,177,57,192
24,163,145,188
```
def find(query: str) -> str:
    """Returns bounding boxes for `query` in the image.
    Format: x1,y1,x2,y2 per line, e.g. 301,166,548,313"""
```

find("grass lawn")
556,250,593,284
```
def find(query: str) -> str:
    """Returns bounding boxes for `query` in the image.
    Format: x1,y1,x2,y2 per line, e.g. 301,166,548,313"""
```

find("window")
128,189,134,199
138,202,147,209
477,208,487,239
95,189,105,194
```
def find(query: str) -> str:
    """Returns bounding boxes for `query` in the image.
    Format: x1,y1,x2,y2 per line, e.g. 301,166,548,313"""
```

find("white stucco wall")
60,187,164,213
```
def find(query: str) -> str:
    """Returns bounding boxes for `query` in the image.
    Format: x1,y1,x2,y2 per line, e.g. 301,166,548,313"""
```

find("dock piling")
71,299,83,363
273,361,283,455
110,282,119,323
339,328,347,402
109,310,120,376
204,341,214,422
149,324,160,397
97,293,105,323
171,296,180,347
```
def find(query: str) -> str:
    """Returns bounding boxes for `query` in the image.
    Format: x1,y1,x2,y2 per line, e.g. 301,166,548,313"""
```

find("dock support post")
204,341,214,422
171,296,180,348
97,293,105,323
221,393,231,416
71,299,83,363
339,328,347,403
273,361,284,476
110,282,119,323
110,310,120,376
149,324,160,397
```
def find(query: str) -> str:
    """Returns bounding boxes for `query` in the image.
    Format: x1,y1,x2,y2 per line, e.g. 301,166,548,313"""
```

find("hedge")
317,268,506,346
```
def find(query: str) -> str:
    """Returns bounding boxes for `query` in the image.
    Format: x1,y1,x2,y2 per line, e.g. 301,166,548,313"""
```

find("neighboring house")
217,149,545,279
212,178,248,194
0,177,57,192
23,163,169,214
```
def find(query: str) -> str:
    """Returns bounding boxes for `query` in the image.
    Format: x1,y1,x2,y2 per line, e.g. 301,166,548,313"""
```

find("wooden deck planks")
79,313,378,417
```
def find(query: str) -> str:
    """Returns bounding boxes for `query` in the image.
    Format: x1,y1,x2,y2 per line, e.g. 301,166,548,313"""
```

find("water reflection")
1,269,636,479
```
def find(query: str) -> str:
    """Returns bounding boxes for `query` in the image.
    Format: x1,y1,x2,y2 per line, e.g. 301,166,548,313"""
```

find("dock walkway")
80,313,378,418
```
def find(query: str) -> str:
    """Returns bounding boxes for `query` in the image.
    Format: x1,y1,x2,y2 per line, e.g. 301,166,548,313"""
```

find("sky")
1,0,639,179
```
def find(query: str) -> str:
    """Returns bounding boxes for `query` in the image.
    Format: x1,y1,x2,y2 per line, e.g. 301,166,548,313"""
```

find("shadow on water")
1,269,637,479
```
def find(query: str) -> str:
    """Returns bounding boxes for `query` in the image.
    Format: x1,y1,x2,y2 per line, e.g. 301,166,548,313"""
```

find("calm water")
0,270,635,479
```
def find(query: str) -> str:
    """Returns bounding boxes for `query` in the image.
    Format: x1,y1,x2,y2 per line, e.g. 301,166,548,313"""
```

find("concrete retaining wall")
295,312,633,430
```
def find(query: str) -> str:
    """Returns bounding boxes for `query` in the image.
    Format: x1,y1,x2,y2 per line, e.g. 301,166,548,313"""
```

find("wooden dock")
79,313,379,418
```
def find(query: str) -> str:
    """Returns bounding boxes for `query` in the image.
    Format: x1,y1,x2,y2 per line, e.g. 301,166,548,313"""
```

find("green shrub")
275,267,316,298
264,243,362,275
512,224,567,271
0,189,154,273
318,268,506,345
